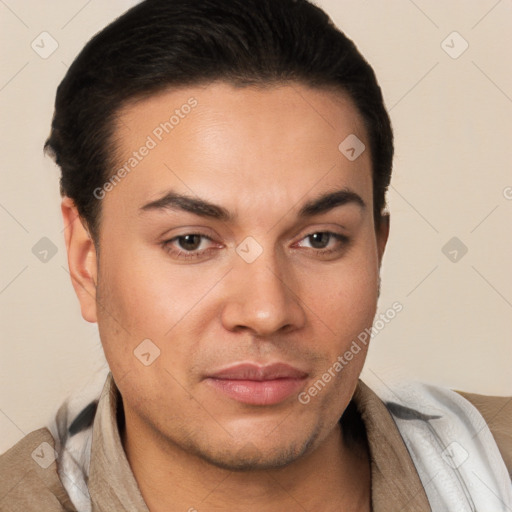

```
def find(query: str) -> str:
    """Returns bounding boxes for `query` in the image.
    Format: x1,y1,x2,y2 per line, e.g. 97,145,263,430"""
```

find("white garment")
48,368,108,512
380,382,512,512
49,376,512,512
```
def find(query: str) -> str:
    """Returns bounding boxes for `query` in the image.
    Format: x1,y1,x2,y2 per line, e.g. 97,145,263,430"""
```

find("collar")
88,373,430,512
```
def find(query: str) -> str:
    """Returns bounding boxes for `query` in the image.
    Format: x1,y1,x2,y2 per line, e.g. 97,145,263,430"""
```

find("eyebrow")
139,188,365,221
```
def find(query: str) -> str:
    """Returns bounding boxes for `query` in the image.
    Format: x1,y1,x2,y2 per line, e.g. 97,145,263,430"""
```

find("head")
47,0,393,470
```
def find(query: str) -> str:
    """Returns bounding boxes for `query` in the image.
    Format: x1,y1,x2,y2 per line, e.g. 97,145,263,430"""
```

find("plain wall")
1,0,511,454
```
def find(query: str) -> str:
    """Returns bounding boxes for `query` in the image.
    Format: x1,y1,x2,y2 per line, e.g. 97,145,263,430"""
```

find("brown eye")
177,234,202,251
307,232,332,249
296,231,350,258
163,233,221,261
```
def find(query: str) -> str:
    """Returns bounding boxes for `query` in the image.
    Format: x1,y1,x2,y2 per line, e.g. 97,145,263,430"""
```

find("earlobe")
61,197,98,323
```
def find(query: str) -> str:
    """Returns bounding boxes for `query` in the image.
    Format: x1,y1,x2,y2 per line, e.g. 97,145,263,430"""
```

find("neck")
121,406,371,512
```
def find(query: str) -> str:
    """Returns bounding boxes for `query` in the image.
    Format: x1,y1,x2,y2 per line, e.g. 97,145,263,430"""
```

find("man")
1,1,510,511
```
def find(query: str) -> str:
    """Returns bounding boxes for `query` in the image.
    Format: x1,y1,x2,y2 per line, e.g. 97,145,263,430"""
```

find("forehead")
105,82,372,221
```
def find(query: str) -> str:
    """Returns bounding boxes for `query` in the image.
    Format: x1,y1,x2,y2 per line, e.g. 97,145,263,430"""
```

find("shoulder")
0,428,76,512
455,390,512,477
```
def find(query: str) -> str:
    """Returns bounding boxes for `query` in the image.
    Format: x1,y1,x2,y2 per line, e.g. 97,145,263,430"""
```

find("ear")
61,197,98,323
376,213,390,267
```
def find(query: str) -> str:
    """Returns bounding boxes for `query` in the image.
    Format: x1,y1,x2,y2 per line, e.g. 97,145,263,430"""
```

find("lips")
205,363,308,406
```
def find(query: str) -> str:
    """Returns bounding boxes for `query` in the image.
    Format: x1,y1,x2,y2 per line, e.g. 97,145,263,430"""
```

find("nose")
220,250,306,337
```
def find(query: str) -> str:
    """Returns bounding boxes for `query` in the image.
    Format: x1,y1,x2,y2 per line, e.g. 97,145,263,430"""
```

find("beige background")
1,0,511,454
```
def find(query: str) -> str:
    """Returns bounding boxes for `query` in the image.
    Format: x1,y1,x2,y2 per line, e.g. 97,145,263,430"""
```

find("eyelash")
162,231,350,261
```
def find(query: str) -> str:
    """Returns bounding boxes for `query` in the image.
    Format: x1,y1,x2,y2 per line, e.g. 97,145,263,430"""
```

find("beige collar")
88,373,430,511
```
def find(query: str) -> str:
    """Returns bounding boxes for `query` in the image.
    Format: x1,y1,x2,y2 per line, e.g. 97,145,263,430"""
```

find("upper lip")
207,363,308,381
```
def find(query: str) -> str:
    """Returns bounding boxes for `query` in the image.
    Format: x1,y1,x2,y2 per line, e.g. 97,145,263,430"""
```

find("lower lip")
206,378,305,405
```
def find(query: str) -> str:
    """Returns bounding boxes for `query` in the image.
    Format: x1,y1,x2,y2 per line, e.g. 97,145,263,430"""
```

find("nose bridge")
220,242,305,335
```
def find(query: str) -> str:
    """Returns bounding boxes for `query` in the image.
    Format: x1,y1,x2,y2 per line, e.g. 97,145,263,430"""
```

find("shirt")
1,373,510,511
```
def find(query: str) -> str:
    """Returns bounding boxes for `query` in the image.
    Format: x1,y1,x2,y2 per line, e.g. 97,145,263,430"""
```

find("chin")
193,426,323,472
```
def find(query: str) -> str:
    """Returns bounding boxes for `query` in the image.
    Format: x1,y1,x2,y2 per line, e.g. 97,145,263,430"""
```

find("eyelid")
159,224,219,241
164,231,221,249
300,230,348,242
292,223,349,244
162,233,222,261
294,231,349,249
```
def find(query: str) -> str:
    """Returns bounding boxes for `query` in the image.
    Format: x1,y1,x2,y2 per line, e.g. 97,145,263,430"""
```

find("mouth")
205,363,308,406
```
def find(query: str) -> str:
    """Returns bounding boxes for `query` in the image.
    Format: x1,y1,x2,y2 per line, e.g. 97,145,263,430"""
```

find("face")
67,82,388,471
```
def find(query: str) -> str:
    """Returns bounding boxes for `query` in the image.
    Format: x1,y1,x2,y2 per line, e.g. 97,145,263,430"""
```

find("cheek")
299,252,378,414
95,242,222,371
302,243,379,342
97,244,190,332
94,246,171,365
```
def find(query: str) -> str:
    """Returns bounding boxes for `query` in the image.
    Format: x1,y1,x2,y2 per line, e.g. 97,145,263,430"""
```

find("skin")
62,82,389,511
